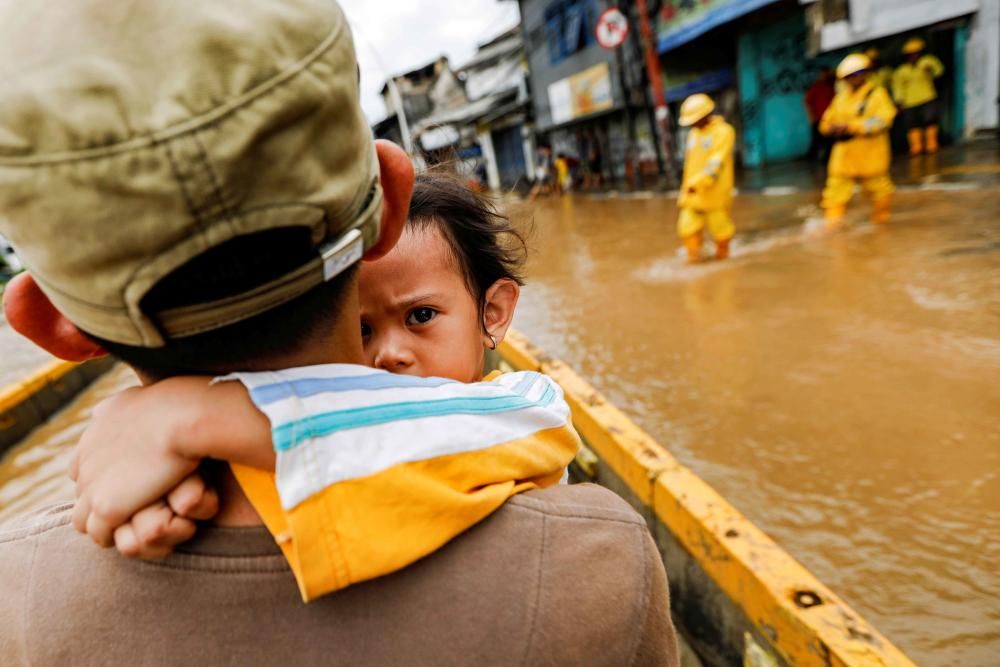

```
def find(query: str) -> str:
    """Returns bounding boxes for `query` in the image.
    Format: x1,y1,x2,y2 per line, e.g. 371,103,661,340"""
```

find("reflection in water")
0,188,997,664
514,190,1000,666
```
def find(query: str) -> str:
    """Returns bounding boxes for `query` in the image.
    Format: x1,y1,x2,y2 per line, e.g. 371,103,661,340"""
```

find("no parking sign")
595,7,629,49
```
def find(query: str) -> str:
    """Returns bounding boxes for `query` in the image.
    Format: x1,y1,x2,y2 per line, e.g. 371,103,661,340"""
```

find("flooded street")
514,180,1000,665
1,149,998,664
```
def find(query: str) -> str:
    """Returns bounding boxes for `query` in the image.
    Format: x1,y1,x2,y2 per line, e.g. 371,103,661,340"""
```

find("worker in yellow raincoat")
677,94,735,262
892,37,945,155
819,53,897,231
865,48,893,90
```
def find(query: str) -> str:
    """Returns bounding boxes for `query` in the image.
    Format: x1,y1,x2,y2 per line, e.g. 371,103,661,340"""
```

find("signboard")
547,62,614,125
595,7,629,49
656,0,780,53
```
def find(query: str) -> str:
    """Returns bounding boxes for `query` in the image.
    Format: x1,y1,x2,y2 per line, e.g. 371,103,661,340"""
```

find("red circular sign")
595,7,629,50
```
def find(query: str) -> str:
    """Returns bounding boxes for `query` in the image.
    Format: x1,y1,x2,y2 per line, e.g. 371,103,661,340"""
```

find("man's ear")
482,278,520,346
3,273,107,361
365,140,414,261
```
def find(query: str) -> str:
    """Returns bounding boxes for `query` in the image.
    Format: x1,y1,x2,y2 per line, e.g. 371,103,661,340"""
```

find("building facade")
519,0,660,188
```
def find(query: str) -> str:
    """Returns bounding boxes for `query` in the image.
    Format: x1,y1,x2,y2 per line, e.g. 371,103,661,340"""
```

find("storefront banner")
657,0,780,53
548,62,614,125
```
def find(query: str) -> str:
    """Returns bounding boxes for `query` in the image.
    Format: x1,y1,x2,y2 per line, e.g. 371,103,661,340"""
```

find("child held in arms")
72,173,580,601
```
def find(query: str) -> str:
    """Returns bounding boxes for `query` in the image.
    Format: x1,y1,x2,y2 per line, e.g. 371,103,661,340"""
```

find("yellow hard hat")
679,94,715,127
864,47,880,61
903,37,925,55
836,53,871,80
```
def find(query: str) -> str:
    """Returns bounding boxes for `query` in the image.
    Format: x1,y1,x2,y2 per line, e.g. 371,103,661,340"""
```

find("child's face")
358,225,487,383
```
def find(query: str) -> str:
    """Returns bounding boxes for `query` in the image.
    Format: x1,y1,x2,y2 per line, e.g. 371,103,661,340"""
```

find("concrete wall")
815,0,979,50
964,0,999,133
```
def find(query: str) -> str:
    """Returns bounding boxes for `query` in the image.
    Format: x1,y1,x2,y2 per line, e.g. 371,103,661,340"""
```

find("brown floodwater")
1,185,997,665
512,188,1000,666
0,365,137,525
0,312,53,386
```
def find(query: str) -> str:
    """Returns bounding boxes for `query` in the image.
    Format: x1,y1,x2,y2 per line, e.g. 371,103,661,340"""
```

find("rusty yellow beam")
498,329,915,667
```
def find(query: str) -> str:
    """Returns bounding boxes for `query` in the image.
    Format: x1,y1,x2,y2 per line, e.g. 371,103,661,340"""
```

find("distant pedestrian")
583,130,604,189
676,94,735,262
554,152,571,193
528,144,554,199
804,67,836,161
892,37,945,155
819,53,897,231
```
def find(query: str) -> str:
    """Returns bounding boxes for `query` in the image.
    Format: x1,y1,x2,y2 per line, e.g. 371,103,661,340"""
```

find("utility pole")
386,77,415,156
633,0,677,186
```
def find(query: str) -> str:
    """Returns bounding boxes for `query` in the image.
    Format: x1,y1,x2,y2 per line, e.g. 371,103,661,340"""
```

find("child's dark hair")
407,172,527,328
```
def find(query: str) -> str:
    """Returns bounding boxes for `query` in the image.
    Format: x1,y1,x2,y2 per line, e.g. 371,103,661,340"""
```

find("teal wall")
738,10,838,167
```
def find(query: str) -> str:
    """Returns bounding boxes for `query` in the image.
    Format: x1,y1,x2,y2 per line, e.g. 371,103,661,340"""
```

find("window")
544,0,600,65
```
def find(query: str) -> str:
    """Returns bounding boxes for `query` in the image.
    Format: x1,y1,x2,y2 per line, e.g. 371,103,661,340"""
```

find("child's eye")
360,322,372,339
406,307,438,326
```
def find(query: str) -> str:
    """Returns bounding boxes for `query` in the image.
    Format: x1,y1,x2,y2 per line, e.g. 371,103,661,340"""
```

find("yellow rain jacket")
820,81,897,178
871,66,893,91
892,55,944,109
224,367,579,602
679,115,735,211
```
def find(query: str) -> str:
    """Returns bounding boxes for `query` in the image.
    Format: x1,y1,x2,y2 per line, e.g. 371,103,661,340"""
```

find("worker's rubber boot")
925,125,940,154
872,197,891,225
824,206,846,232
715,238,731,260
683,234,703,263
908,128,924,156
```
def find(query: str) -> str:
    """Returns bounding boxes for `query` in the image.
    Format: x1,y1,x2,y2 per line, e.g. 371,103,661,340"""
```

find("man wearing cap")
0,1,679,665
676,94,736,262
892,37,945,155
819,54,897,231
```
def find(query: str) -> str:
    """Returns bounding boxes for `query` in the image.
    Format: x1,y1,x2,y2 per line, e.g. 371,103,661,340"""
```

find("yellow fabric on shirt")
230,369,579,602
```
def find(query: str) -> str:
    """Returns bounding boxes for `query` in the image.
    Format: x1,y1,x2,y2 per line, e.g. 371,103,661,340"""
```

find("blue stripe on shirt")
249,373,456,406
272,383,559,451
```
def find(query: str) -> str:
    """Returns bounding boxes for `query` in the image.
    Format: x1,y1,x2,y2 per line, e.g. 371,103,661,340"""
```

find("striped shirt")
219,364,580,601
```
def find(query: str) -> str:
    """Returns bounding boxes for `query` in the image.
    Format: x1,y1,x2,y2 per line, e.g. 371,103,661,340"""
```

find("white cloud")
339,0,521,122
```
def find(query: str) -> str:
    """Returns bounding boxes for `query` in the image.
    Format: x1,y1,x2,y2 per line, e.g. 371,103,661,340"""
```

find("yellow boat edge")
0,357,114,453
497,328,915,667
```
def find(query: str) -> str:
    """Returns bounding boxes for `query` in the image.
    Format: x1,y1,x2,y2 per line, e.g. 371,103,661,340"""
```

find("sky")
339,0,521,122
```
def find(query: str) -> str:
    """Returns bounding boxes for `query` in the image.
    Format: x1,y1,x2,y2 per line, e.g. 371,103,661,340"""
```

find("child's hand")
70,378,213,548
112,474,219,559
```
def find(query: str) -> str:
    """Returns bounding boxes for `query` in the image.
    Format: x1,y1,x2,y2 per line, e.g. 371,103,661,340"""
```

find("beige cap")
0,0,383,347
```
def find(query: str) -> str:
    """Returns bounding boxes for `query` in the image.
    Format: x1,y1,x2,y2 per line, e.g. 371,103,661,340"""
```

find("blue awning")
665,68,735,103
657,0,780,54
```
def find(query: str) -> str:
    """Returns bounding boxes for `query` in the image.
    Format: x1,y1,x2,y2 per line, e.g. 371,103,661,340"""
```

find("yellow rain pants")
821,175,895,209
677,208,735,242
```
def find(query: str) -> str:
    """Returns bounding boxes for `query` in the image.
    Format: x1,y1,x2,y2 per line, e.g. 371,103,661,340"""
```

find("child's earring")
487,334,498,350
